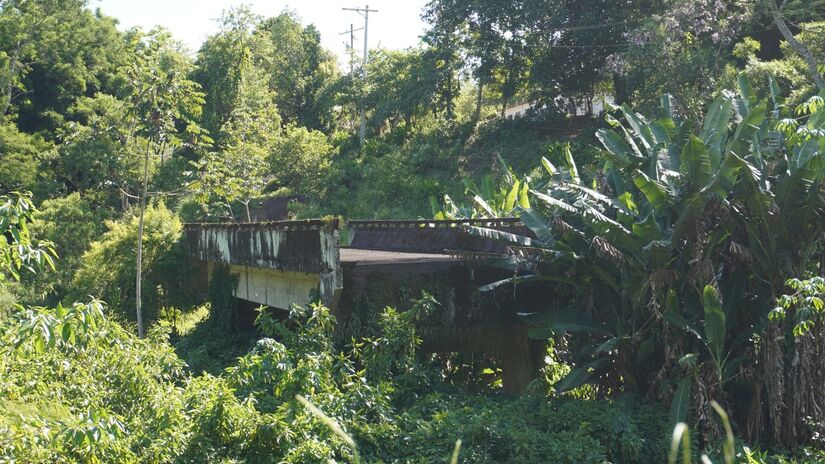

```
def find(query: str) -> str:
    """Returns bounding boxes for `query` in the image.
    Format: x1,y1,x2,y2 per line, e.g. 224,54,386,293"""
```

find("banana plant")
468,75,825,436
431,155,530,219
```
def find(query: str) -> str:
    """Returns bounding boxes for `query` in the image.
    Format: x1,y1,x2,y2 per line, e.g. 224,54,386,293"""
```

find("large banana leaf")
680,135,712,190
518,207,554,246
478,274,541,292
702,96,732,168
669,377,692,425
504,179,520,211
671,194,706,245
632,212,663,243
726,103,766,158
738,73,756,107
651,118,675,145
541,156,558,176
564,145,581,184
777,166,815,214
621,104,656,151
633,170,672,211
552,359,606,393
462,225,534,246
472,195,497,217
596,128,635,167
528,309,604,338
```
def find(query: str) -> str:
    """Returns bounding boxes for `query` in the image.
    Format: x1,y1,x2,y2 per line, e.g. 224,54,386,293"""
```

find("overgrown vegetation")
1,296,676,463
3,0,825,461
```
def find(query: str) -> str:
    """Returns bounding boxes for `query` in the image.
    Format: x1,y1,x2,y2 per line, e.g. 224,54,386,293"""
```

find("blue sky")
93,0,428,62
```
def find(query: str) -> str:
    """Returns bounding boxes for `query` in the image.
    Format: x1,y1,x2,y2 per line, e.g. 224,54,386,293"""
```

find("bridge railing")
347,218,534,254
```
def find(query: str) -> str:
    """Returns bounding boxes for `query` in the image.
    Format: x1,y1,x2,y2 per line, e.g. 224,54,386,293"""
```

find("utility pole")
339,23,363,75
343,4,378,145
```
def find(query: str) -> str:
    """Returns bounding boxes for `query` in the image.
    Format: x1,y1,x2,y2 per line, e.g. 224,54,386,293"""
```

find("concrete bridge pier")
419,325,544,393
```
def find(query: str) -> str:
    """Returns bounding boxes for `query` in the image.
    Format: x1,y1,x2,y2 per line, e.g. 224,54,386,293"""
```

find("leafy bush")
0,296,679,463
69,201,196,323
19,193,108,305
470,77,825,447
269,124,334,199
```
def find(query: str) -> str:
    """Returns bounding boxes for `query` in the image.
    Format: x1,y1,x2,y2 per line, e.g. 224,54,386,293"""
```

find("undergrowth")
1,298,819,463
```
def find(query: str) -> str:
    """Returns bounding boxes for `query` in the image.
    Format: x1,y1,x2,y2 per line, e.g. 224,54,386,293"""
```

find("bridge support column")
498,325,544,394
420,324,544,394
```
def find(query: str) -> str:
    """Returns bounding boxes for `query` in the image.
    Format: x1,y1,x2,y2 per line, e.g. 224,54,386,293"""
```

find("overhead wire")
437,18,645,50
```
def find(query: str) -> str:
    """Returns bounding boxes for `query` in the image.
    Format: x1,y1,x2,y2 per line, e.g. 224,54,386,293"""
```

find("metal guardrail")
347,218,523,229
347,218,533,254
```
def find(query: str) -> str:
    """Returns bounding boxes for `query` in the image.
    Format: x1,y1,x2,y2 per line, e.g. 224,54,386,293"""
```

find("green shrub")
69,201,196,323
19,193,109,305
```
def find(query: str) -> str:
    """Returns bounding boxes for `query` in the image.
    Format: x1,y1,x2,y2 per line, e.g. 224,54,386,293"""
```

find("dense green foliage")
446,78,825,449
0,297,676,463
2,0,825,461
70,202,194,324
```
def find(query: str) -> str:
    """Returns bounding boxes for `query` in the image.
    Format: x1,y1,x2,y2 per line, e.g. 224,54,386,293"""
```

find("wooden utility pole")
343,5,378,145
340,24,364,75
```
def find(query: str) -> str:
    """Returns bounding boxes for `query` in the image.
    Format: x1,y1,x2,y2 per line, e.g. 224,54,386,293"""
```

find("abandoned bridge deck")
184,217,542,392
184,217,535,309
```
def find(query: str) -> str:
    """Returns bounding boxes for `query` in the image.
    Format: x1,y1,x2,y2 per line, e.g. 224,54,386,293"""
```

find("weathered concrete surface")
207,262,319,311
185,220,334,272
340,248,459,265
185,220,342,308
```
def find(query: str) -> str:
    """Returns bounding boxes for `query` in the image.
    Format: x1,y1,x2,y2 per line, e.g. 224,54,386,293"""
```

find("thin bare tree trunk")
768,0,825,91
135,143,150,338
2,42,23,116
474,77,483,122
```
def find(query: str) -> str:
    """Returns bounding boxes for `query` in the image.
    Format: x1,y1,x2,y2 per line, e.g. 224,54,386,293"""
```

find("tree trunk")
474,77,484,122
135,144,150,338
769,0,825,91
446,71,454,120
2,42,23,116
244,201,252,222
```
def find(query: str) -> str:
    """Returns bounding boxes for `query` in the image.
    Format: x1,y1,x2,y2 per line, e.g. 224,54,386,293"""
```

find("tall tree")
194,7,268,141
528,0,641,112
258,11,339,131
618,0,758,116
765,0,825,90
122,29,205,337
0,0,128,131
422,0,463,120
365,48,438,132
199,63,281,221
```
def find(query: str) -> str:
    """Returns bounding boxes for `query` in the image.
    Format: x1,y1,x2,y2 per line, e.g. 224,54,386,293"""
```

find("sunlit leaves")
12,300,105,353
0,192,57,282
796,95,825,116
773,277,825,336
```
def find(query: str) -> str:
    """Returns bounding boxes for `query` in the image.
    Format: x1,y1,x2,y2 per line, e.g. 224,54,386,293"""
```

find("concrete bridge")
184,218,544,392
